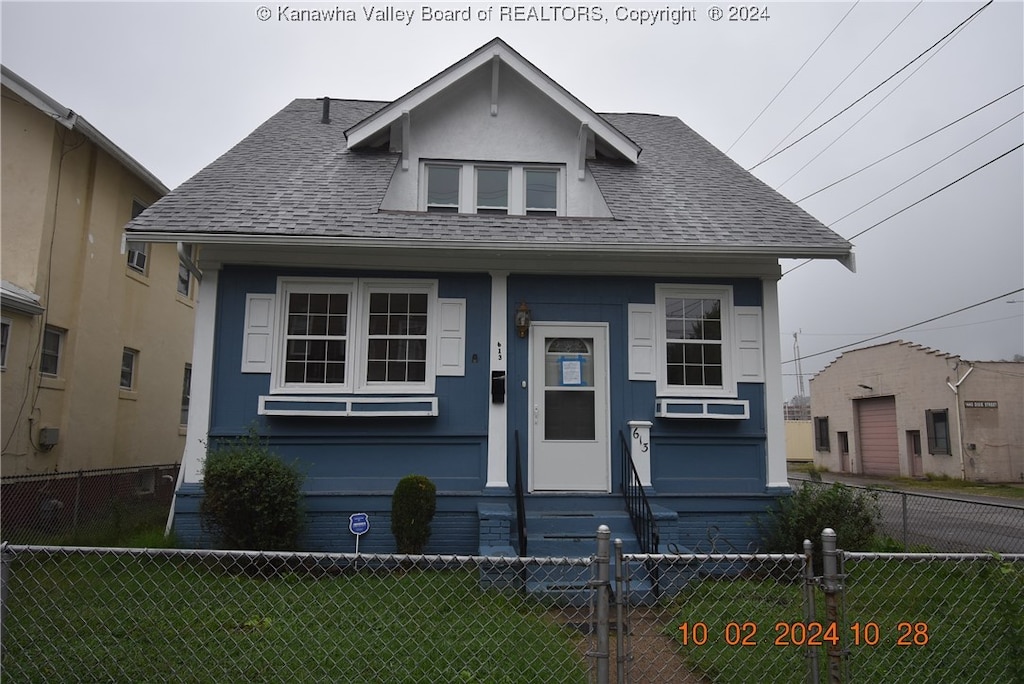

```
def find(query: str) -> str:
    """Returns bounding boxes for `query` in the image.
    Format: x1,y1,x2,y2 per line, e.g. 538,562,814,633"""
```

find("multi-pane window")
426,165,460,213
284,290,350,385
40,326,64,376
181,364,192,426
525,168,558,215
120,348,138,390
366,291,428,383
476,168,509,215
664,297,723,388
274,279,437,392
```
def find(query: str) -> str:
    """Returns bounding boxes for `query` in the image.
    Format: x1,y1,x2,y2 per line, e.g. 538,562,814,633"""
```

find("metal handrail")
620,431,660,554
514,431,527,556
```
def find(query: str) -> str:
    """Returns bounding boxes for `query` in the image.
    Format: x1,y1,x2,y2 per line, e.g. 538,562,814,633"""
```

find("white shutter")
242,293,276,374
628,303,657,381
436,298,466,377
735,306,763,382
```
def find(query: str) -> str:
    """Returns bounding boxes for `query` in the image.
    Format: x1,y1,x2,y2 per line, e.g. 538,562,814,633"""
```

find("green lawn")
1,554,588,683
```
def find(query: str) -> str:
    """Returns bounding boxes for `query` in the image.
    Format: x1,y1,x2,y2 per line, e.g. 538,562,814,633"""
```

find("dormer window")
426,165,460,213
525,168,558,216
421,161,563,216
476,167,509,215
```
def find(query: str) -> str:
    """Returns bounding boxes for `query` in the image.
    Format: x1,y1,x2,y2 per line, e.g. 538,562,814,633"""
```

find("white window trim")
655,284,736,398
270,277,438,395
120,347,139,390
421,161,565,216
40,326,65,377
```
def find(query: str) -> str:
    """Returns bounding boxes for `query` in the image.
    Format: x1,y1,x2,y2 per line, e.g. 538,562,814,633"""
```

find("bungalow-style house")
810,340,1024,482
127,39,853,554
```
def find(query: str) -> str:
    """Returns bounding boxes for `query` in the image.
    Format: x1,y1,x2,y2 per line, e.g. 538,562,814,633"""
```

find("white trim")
762,279,789,488
655,398,750,420
182,269,219,484
655,284,736,398
627,303,657,381
0,317,10,369
486,272,509,488
435,298,466,376
735,306,764,382
241,293,276,373
258,395,438,417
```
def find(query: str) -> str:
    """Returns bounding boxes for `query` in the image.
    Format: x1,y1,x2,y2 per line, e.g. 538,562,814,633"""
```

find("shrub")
391,474,437,554
760,482,880,571
199,428,304,551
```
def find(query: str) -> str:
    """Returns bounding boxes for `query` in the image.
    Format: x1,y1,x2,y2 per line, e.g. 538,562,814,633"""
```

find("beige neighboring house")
1,65,196,477
810,340,1024,483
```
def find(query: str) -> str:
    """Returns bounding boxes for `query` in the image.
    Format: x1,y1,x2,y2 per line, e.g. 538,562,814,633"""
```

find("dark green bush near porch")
199,428,304,551
391,474,437,554
760,482,880,570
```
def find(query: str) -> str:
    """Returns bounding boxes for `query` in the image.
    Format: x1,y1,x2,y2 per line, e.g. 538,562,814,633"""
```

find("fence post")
802,538,820,684
614,538,627,684
1,542,11,658
821,529,843,683
595,525,611,684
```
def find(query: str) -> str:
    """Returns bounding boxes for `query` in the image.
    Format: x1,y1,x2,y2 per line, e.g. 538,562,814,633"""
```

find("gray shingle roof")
126,98,851,258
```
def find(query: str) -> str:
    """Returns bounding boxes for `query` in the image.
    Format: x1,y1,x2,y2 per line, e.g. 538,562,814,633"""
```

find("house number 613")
632,427,649,453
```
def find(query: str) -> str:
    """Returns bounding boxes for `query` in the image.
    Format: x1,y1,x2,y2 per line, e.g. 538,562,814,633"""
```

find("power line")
755,1,922,165
782,142,1024,276
749,0,994,172
725,1,860,155
795,85,1024,203
781,287,1024,365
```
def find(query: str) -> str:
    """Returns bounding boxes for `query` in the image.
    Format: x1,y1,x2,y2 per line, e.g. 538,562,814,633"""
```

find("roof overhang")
127,231,854,276
344,38,641,164
1,280,45,316
1,65,168,195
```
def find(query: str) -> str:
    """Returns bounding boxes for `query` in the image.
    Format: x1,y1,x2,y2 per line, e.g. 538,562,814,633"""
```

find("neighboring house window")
426,165,460,213
0,318,10,369
177,244,196,297
656,285,733,396
120,348,139,390
40,326,64,376
127,200,149,274
814,417,830,451
274,278,437,393
925,409,951,455
476,167,509,215
838,431,849,455
524,168,558,216
181,364,192,426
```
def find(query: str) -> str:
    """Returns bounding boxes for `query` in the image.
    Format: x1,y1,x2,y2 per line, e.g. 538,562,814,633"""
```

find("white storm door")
530,323,610,492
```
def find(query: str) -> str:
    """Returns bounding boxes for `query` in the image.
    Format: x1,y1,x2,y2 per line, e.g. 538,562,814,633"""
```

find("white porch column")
762,278,789,489
627,420,653,487
486,271,509,488
181,268,219,485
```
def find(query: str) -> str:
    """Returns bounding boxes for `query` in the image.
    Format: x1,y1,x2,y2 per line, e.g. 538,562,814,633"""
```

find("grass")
661,556,1024,683
1,554,588,683
892,474,1024,500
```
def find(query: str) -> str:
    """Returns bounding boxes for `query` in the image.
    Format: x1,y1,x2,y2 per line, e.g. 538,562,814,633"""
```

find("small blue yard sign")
349,512,369,554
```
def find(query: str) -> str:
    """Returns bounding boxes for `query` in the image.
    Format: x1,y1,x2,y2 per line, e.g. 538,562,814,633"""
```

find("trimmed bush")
760,482,880,570
199,428,304,551
391,474,437,554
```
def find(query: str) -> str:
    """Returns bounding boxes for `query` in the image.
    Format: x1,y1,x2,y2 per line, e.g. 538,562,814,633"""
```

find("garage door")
857,396,900,476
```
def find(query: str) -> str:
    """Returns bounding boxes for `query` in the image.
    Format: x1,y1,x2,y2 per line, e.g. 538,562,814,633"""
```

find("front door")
530,323,610,492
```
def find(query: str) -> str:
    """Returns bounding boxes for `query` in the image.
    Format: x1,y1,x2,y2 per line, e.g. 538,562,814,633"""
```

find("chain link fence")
1,532,1021,682
0,464,179,546
792,478,1024,553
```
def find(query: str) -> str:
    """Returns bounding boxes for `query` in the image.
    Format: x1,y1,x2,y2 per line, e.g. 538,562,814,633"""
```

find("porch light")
515,301,531,338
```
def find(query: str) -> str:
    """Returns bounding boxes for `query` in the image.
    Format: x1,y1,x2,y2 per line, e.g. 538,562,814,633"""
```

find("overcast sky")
3,1,1022,398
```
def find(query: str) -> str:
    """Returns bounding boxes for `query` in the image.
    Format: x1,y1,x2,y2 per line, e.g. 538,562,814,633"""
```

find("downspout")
945,363,974,480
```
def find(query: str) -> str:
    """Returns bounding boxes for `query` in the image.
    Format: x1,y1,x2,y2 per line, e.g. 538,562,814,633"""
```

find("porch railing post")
595,525,611,684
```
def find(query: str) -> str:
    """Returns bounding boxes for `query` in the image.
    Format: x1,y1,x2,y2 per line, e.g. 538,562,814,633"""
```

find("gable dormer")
345,38,640,218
